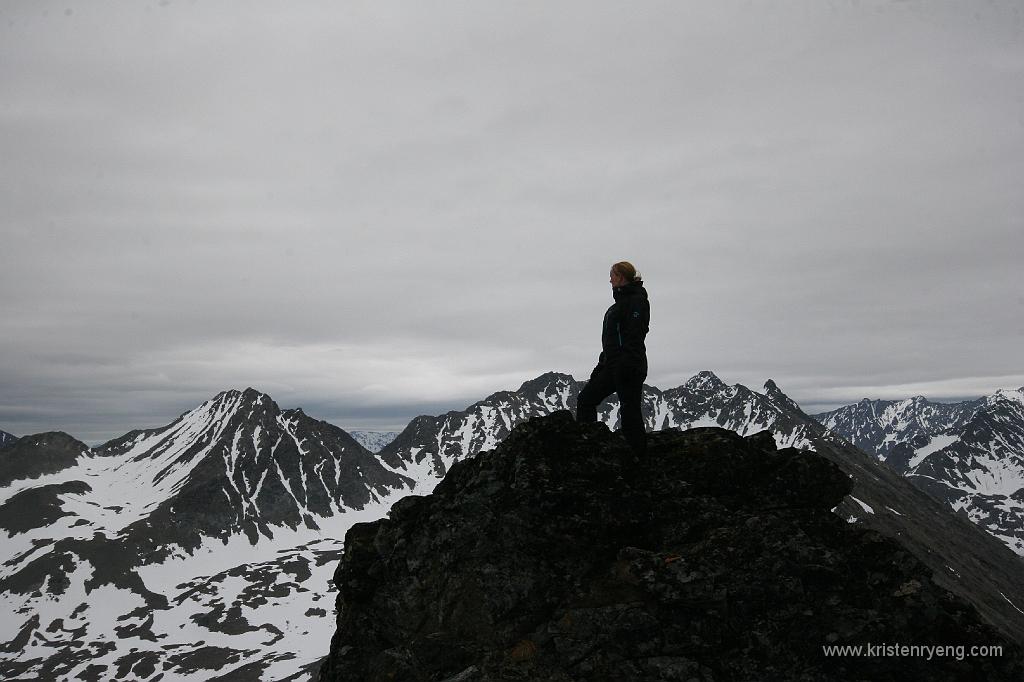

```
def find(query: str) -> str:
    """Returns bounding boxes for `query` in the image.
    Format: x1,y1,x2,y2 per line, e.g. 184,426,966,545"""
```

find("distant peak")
763,379,797,400
517,371,576,393
686,371,726,391
196,388,280,422
211,387,272,404
14,431,89,450
537,370,573,380
891,396,930,412
211,388,242,402
762,379,803,413
990,388,1024,406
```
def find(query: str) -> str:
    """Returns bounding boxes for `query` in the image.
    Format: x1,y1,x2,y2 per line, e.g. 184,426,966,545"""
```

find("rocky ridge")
373,371,1024,640
318,412,1024,681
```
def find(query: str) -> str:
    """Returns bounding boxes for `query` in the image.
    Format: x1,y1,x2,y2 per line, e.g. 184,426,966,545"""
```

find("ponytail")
612,261,642,283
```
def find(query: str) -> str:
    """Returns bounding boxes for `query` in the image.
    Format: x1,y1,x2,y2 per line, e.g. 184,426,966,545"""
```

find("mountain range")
374,370,832,498
3,373,1024,680
814,388,1024,554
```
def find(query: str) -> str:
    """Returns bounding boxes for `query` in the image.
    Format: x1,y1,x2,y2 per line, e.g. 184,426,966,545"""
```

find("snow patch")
908,434,958,469
850,495,874,514
1000,591,1024,616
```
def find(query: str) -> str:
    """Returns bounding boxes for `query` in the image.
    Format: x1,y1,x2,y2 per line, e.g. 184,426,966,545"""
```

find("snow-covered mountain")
378,370,836,495
6,376,1024,679
814,395,983,472
815,387,1024,554
0,429,17,449
0,372,845,680
347,430,399,453
0,388,413,680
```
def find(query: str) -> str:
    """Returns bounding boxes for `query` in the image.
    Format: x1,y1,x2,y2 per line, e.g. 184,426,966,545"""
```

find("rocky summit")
318,411,1024,682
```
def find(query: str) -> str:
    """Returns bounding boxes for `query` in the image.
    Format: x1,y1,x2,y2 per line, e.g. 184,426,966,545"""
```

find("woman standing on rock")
575,261,650,458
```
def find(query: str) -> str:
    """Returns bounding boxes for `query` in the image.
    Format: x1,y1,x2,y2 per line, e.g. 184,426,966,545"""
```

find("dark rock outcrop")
0,431,87,486
318,411,1024,681
816,437,1024,649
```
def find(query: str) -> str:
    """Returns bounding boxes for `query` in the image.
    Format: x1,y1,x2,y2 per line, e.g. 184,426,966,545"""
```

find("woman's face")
609,267,628,287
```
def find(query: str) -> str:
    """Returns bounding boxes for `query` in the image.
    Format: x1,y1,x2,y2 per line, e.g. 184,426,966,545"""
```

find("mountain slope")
0,388,414,681
815,387,1024,555
348,431,399,453
814,434,1024,649
905,389,1024,554
814,395,982,472
0,429,17,450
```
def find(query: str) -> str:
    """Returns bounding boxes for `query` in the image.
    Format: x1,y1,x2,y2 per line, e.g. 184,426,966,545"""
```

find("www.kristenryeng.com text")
822,642,1003,661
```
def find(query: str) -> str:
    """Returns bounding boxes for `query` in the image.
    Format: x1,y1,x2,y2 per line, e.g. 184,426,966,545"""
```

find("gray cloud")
2,0,1023,444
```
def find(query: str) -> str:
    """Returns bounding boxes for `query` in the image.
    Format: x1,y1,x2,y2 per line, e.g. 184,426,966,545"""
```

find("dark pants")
576,361,647,457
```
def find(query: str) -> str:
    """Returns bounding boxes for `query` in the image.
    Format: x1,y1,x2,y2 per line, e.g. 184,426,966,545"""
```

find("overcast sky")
2,0,1023,445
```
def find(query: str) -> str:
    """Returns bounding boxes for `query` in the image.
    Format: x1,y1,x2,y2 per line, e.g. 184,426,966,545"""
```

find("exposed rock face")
318,412,1024,681
0,431,87,486
906,389,1024,553
814,396,982,470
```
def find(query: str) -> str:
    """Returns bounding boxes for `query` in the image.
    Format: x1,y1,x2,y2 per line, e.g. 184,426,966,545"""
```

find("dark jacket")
599,281,650,369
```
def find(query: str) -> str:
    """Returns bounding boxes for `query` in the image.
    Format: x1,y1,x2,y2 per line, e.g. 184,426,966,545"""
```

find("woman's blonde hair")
612,261,643,283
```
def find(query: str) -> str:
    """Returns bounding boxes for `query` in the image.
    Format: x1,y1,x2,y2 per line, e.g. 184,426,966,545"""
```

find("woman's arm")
618,296,650,362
